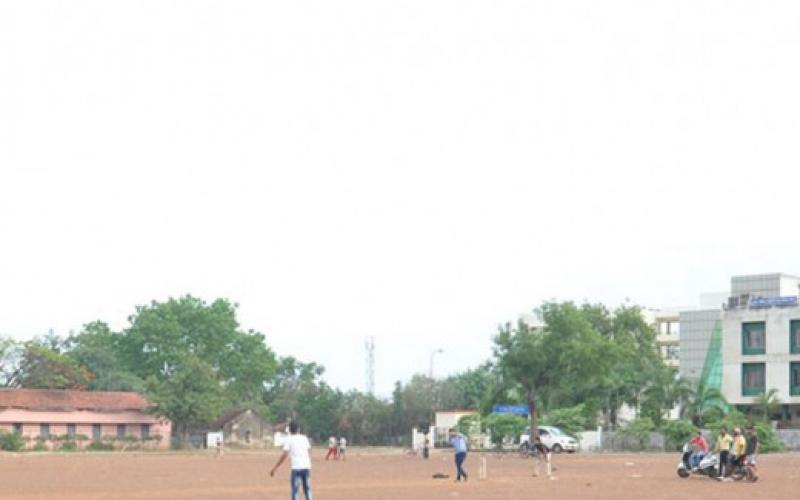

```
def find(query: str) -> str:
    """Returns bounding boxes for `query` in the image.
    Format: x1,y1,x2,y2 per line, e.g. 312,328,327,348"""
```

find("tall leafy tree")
336,391,392,445
577,304,667,429
67,321,144,392
118,296,242,378
265,357,326,423
12,343,91,389
118,296,277,406
146,355,226,443
398,374,439,430
0,337,22,387
493,302,614,439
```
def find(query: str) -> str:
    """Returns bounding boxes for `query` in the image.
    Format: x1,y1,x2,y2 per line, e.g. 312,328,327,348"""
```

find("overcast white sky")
1,1,799,396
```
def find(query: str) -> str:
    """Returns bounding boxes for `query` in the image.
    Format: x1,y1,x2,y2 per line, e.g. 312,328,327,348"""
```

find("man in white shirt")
270,422,313,500
337,436,347,461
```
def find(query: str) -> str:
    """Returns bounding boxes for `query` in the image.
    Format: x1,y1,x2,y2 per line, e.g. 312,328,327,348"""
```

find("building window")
742,322,766,355
117,424,126,438
141,424,150,440
791,320,800,354
665,345,680,360
67,424,76,439
12,423,22,434
92,424,102,441
40,423,50,439
791,363,800,397
742,363,766,396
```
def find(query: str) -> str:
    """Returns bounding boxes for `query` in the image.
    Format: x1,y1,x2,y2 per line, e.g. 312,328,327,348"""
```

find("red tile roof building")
0,389,170,450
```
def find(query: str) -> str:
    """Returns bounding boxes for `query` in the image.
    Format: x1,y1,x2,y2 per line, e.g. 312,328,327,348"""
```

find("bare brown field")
1,448,798,500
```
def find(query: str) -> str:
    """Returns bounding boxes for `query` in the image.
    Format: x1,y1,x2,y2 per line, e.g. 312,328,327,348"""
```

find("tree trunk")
527,391,538,441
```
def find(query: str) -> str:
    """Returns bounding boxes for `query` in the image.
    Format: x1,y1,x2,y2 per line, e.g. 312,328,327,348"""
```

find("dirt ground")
1,448,799,500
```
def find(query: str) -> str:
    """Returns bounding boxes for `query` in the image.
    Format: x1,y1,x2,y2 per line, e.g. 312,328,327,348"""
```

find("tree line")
1,296,775,448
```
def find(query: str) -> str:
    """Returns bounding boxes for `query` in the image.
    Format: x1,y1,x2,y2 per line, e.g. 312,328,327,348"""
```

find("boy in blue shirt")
448,428,469,482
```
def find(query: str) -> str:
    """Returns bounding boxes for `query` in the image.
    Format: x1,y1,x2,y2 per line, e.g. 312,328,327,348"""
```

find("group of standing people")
325,435,348,461
688,425,759,480
712,425,759,479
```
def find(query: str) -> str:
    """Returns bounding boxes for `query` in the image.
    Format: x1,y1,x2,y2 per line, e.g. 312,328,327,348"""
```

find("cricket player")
448,428,468,482
271,422,313,500
531,436,553,478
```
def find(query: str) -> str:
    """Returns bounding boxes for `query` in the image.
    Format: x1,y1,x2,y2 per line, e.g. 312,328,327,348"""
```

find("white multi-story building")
720,273,800,421
679,273,800,424
643,309,681,370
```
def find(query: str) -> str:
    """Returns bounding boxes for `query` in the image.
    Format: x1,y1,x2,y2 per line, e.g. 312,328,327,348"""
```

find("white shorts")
746,454,757,466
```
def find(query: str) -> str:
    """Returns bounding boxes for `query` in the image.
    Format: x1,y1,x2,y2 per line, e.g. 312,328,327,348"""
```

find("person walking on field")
270,422,313,500
422,433,430,460
531,436,553,479
325,436,337,460
448,428,468,482
337,436,347,461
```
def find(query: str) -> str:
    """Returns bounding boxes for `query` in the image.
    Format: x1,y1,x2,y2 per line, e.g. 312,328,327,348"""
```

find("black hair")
289,422,299,434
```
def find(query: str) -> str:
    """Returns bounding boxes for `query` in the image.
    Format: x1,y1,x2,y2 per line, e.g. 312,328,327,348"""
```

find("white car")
519,426,578,453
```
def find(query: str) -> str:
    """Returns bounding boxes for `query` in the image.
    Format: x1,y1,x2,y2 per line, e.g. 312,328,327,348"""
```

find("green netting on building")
698,320,728,412
699,320,723,391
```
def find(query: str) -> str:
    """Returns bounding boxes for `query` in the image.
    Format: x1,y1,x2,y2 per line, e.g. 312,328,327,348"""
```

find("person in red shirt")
689,431,709,470
691,431,709,453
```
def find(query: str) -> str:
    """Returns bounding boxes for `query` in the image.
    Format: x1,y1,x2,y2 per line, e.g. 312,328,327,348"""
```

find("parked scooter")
676,443,719,479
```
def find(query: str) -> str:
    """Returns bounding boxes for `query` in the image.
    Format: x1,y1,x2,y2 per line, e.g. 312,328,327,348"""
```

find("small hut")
210,409,270,448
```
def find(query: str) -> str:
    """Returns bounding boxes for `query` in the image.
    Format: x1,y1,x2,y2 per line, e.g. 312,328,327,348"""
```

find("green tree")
439,364,496,411
639,368,688,427
146,355,226,444
493,302,613,440
620,416,656,450
661,419,697,451
67,322,144,392
390,381,407,440
0,430,24,451
0,337,21,387
12,343,91,389
118,296,277,409
397,374,438,431
483,413,528,448
218,329,278,406
298,382,343,442
265,357,327,423
682,385,727,426
541,404,589,438
581,305,667,429
753,388,781,421
336,391,392,445
455,414,482,436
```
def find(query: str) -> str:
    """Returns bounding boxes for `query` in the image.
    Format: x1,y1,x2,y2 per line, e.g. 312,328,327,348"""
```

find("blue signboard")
492,405,529,416
749,296,799,309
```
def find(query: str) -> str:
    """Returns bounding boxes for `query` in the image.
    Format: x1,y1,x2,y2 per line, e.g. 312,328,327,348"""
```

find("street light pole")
429,349,443,379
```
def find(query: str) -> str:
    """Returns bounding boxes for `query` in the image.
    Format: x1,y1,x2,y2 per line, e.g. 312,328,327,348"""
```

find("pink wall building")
0,389,171,450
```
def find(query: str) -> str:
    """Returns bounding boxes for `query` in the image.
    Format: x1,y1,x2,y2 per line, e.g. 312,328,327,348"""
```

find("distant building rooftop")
0,389,151,412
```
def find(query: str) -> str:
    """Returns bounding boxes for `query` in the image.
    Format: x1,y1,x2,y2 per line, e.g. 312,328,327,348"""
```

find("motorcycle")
676,443,719,479
677,443,758,482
